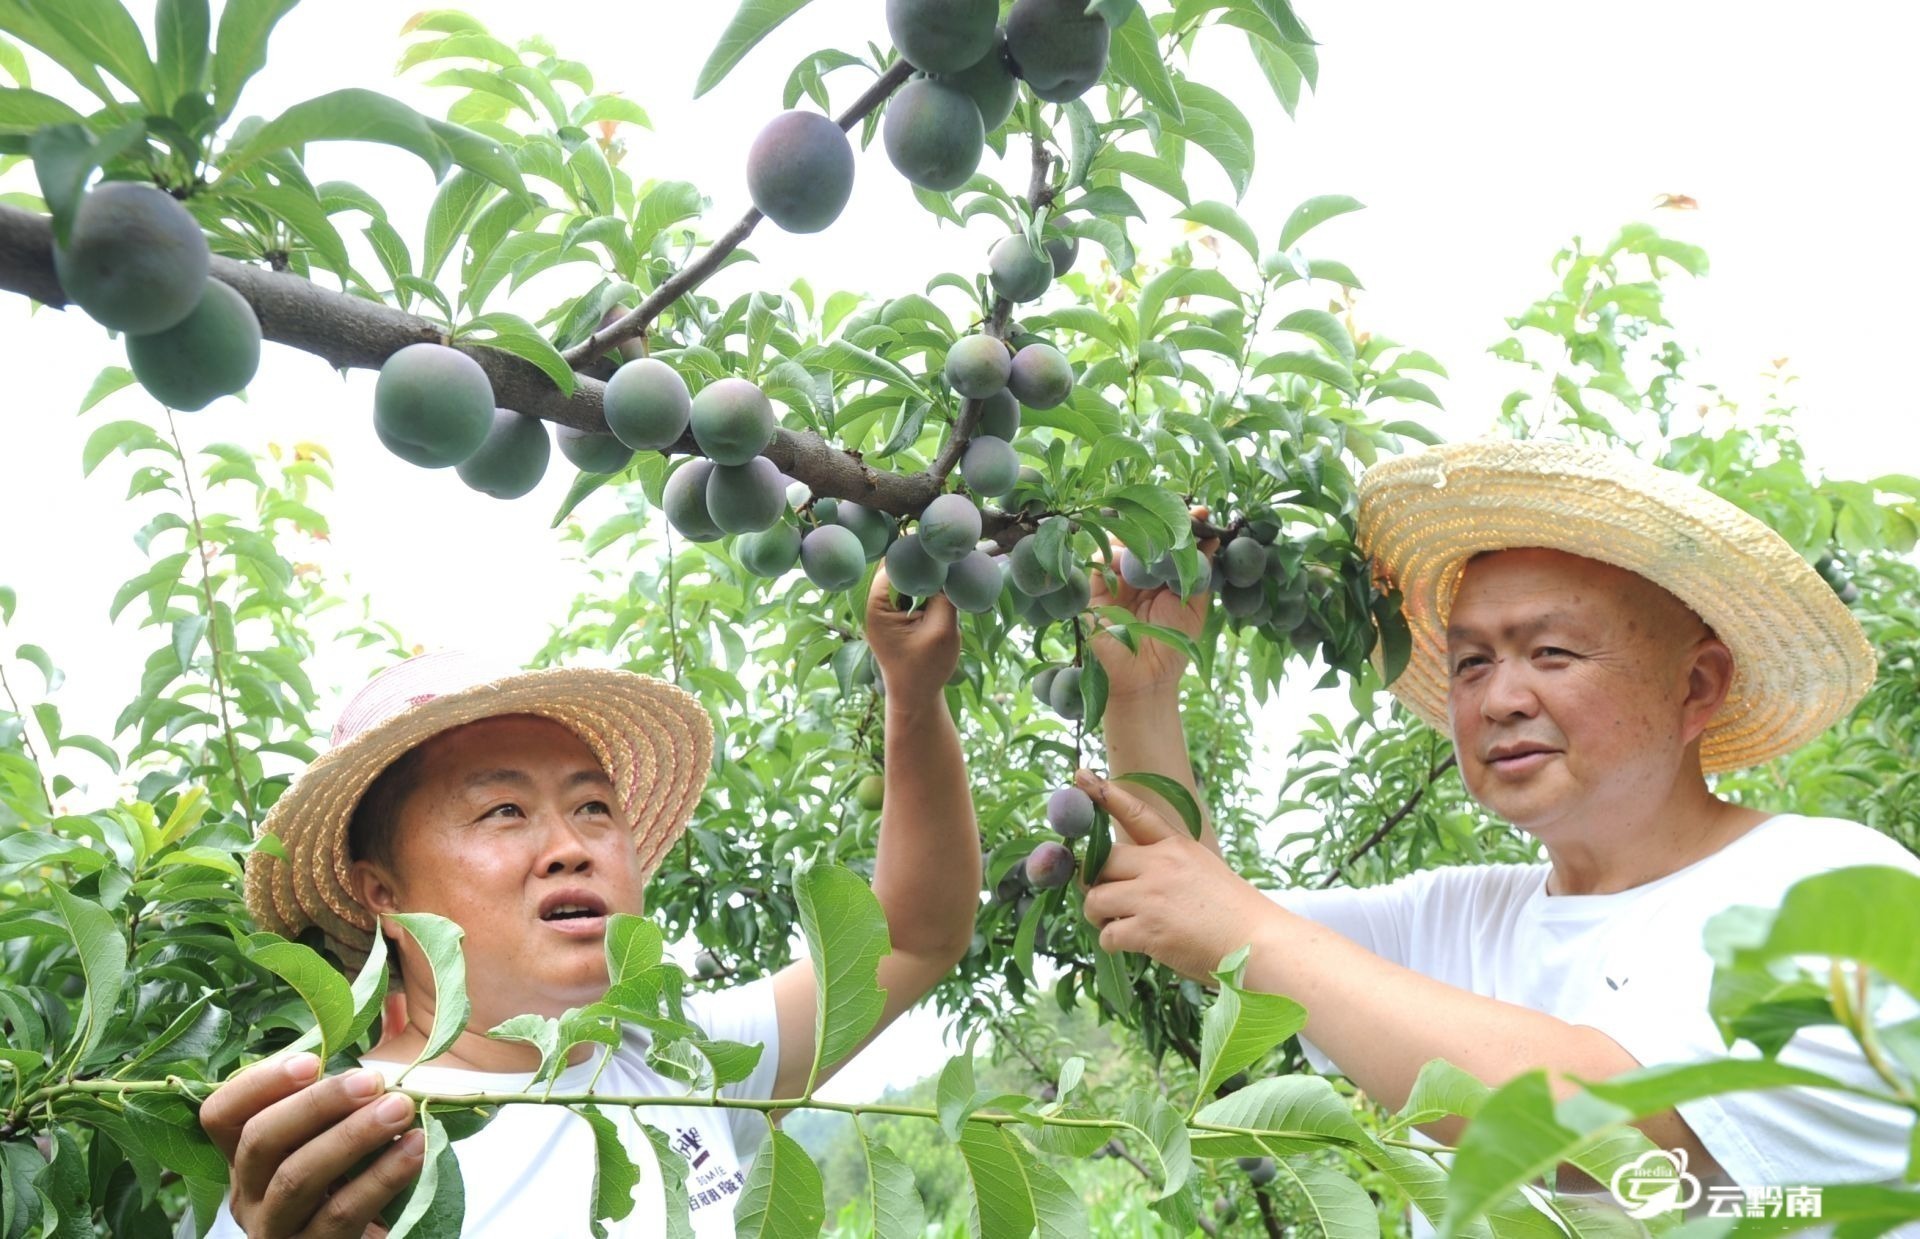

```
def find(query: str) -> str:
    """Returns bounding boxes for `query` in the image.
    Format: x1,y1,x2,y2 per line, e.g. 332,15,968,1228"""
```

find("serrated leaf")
795,860,890,1094
1112,772,1204,840
733,1129,824,1237
1194,946,1307,1110
461,311,575,396
46,883,126,1068
1190,1075,1366,1158
860,1130,927,1238
389,912,470,1078
249,940,355,1062
1163,80,1254,199
642,1126,695,1239
386,1110,465,1239
1106,5,1180,118
1175,200,1259,261
577,1105,640,1235
1276,1158,1379,1239
696,0,819,98
222,88,451,180
1277,193,1365,250
958,1122,1087,1238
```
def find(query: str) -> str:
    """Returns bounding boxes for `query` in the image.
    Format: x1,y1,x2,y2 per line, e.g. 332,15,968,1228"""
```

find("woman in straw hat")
191,567,980,1237
1078,439,1920,1224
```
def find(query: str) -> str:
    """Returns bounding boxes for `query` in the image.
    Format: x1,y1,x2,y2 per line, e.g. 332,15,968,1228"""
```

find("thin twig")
0,664,54,814
1317,753,1456,889
565,59,917,368
164,409,256,828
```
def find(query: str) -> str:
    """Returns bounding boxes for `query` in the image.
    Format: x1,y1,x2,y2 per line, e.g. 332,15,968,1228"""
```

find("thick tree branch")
563,58,917,368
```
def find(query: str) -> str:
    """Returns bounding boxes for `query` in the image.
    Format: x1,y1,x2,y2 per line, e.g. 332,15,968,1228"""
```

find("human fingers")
232,1071,409,1228
300,1127,426,1239
200,1053,323,1163
1086,842,1150,885
1074,769,1180,845
1081,876,1141,926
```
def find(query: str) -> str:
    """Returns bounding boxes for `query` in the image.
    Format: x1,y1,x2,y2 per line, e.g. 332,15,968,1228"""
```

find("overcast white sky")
2,0,1915,1098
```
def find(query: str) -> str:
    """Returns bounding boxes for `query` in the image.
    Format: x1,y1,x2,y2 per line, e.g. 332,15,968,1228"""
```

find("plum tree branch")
1317,751,1458,889
561,58,917,369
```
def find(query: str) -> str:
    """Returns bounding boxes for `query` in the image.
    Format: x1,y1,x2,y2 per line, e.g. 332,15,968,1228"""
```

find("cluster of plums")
52,182,262,413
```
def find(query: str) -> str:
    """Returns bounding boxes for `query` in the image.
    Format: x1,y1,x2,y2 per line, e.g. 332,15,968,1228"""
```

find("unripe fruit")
1038,566,1090,620
1047,786,1096,839
737,521,803,577
1007,342,1073,409
707,456,788,534
1008,535,1064,597
1221,536,1267,588
1117,547,1165,590
694,949,722,980
801,523,867,591
1004,0,1111,102
833,500,895,561
1221,579,1267,620
883,78,985,192
974,388,1021,439
663,459,724,542
1043,234,1079,277
456,408,551,499
887,0,998,73
945,333,1012,398
961,435,1020,496
746,110,856,234
54,182,211,335
942,549,1004,612
555,426,633,474
604,358,692,451
885,532,949,597
856,772,887,811
124,279,261,411
1024,840,1075,889
596,308,648,364
1014,586,1053,627
1240,1157,1277,1186
1031,664,1062,705
988,234,1052,302
690,377,775,465
934,33,1018,130
918,493,982,562
373,343,495,468
1049,666,1083,720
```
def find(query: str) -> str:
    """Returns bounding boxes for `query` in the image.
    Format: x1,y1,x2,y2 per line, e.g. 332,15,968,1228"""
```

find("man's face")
1444,548,1715,839
354,714,644,1021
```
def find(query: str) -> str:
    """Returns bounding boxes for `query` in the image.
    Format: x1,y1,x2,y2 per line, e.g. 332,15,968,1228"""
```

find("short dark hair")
346,744,427,870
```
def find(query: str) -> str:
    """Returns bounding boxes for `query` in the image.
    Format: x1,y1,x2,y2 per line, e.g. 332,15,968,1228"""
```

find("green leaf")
1393,1058,1491,1130
860,1129,927,1238
1275,308,1356,364
1193,946,1307,1111
1163,80,1254,200
1275,1158,1379,1239
732,1129,825,1236
250,939,355,1062
389,912,470,1078
1112,772,1204,840
75,366,136,415
1135,265,1241,339
386,1110,465,1239
155,0,209,107
0,4,112,104
809,339,927,398
461,311,576,397
1106,5,1180,118
641,1126,695,1239
222,88,451,180
1255,349,1358,395
46,883,126,1068
1277,193,1365,250
0,85,81,134
695,0,819,98
33,121,142,243
1717,865,1920,1000
23,0,161,109
1371,376,1442,408
795,860,891,1094
577,1105,640,1235
1175,200,1259,261
209,0,298,120
603,912,664,987
1190,1075,1366,1158
0,585,13,623
957,1122,1087,1238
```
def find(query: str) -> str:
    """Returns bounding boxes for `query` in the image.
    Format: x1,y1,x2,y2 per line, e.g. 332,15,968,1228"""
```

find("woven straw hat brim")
1357,440,1876,774
244,668,713,965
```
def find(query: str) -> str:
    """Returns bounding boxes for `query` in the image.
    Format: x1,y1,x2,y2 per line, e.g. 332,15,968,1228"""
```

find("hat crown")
331,650,524,747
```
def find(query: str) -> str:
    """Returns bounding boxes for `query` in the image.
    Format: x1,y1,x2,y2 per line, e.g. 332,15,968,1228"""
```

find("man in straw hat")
1079,439,1919,1218
191,569,980,1237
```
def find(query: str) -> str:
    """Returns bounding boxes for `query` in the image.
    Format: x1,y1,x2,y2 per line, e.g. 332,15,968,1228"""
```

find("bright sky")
2,0,1915,1100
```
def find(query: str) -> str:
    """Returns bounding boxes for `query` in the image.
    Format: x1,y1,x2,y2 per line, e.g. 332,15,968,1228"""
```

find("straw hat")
245,651,713,964
1356,438,1875,773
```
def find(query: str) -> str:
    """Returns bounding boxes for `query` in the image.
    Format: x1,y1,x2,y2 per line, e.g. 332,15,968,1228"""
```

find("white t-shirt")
197,978,781,1238
1268,813,1920,1229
